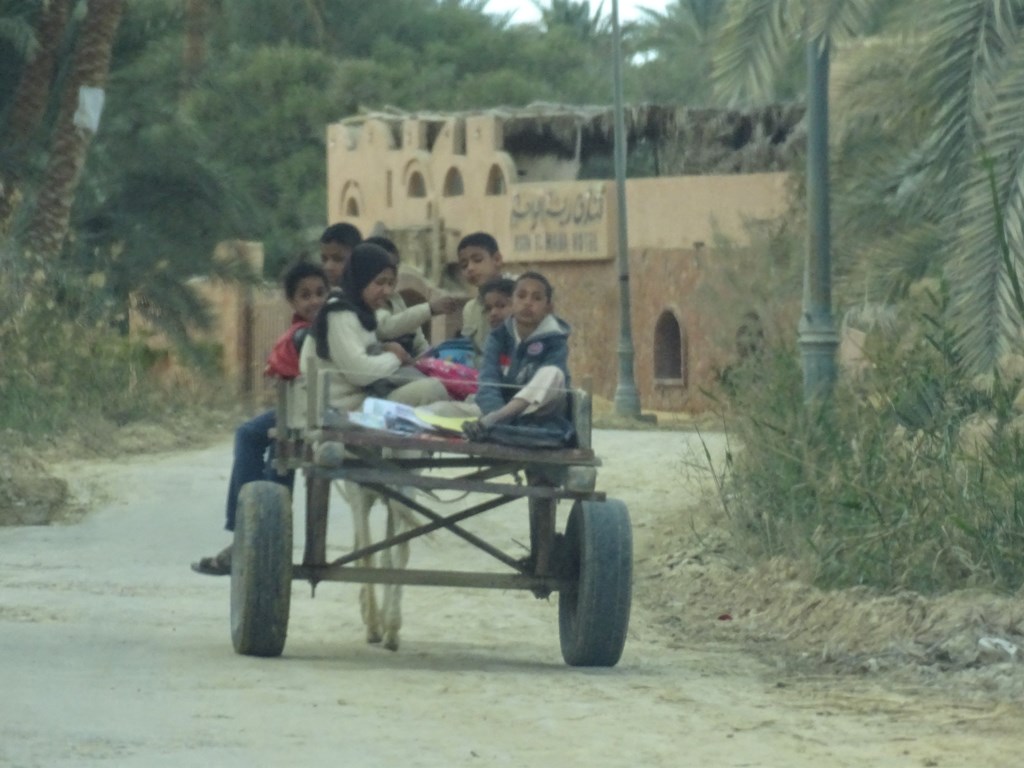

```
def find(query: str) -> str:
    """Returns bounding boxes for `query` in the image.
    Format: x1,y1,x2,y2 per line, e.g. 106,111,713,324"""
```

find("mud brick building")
325,104,801,412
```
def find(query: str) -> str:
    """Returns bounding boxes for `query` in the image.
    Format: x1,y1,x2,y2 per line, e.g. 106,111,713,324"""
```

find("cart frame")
228,361,633,666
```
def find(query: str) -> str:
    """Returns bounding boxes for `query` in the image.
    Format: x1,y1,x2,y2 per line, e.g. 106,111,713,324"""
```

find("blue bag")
428,337,476,367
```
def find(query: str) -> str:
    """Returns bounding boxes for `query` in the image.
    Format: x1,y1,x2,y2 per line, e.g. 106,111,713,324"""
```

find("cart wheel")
558,498,632,667
231,481,293,657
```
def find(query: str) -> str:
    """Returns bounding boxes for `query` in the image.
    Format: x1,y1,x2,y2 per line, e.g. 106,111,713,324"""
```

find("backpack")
413,357,478,400
428,337,476,367
466,415,576,449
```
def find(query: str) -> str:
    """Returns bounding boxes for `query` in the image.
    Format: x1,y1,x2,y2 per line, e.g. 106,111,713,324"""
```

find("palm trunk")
23,0,125,262
180,0,208,100
0,0,73,233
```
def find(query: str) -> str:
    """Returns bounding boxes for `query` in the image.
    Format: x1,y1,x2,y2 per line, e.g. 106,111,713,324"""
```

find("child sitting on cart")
306,242,448,411
456,232,517,367
465,271,571,438
365,235,459,358
192,258,331,575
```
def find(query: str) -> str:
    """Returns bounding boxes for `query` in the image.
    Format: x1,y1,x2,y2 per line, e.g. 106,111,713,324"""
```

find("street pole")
798,35,839,400
611,0,642,417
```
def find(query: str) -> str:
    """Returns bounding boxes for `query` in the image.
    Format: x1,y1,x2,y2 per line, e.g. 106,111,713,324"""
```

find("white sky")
482,0,674,25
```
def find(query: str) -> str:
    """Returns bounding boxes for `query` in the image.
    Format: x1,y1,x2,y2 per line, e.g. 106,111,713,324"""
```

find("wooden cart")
228,365,633,667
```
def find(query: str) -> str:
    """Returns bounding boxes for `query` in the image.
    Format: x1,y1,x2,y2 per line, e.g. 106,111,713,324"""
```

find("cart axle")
292,564,568,592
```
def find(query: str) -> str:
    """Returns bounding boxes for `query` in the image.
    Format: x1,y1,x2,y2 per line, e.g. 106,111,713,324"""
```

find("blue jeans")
224,409,294,531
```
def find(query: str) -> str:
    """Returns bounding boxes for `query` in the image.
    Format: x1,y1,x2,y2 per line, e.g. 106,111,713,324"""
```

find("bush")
0,300,223,438
718,287,1024,594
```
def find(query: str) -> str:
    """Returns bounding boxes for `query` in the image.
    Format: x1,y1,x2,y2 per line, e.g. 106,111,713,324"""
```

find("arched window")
443,167,464,197
407,171,426,198
485,164,506,196
345,198,360,216
654,310,686,384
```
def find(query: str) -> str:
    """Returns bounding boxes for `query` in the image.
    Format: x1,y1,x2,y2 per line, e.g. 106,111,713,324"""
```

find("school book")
348,397,463,437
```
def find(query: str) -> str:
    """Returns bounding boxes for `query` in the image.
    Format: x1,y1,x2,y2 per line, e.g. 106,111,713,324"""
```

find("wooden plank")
572,388,593,451
310,466,605,501
318,424,600,466
328,493,523,571
291,565,568,592
303,475,330,567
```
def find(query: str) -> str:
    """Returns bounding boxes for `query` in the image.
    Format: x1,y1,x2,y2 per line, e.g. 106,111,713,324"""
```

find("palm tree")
715,0,1024,374
638,0,727,55
2,0,71,146
23,0,125,263
0,0,72,232
180,0,209,98
634,0,729,104
832,2,1024,373
921,2,1024,372
713,0,892,104
532,0,610,39
713,0,892,393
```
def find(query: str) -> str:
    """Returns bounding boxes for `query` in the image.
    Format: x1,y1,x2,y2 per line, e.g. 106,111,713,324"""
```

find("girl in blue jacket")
473,271,571,429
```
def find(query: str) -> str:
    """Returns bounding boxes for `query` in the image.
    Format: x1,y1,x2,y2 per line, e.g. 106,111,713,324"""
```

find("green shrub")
0,302,222,438
719,288,1024,594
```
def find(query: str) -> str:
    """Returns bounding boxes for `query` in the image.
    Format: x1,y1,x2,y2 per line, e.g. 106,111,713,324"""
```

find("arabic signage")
508,182,613,261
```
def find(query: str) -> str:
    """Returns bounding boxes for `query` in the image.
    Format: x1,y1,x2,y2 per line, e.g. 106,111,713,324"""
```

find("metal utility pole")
798,35,839,400
610,0,642,417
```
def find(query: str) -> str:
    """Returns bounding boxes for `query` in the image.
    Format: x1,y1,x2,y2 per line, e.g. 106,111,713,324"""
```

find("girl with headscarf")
304,242,448,413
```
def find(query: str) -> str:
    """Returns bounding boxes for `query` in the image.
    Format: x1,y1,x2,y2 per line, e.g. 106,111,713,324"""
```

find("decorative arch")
407,171,427,198
443,167,464,197
339,181,363,222
485,164,506,196
654,310,687,384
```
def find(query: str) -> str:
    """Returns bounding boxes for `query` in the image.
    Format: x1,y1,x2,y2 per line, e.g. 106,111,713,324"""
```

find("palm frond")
806,0,894,47
837,223,946,306
686,0,729,38
948,39,1024,373
829,32,944,292
713,0,797,105
914,0,1023,217
831,35,928,143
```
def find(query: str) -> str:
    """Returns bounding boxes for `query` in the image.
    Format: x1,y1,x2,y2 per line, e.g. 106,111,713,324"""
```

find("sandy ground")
1,430,1023,767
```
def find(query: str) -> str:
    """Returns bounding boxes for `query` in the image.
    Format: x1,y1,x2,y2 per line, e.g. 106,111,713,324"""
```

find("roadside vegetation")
716,291,1024,593
707,0,1024,593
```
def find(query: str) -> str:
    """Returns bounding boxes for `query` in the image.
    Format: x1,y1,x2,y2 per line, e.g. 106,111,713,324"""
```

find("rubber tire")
558,499,633,667
231,481,293,657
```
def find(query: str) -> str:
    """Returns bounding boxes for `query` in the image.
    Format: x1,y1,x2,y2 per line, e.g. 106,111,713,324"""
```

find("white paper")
73,86,105,132
356,398,437,434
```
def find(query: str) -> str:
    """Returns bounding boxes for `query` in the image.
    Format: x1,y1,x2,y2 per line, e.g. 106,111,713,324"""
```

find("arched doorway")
654,310,686,385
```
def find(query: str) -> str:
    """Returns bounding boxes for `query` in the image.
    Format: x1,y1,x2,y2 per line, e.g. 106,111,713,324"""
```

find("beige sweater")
300,310,402,414
376,295,431,356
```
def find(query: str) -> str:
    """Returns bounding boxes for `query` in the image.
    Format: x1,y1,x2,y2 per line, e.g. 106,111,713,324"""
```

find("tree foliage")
714,0,1024,374
1,0,696,352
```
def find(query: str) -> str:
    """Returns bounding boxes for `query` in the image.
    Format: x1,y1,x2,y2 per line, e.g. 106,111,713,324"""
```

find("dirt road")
1,431,1021,767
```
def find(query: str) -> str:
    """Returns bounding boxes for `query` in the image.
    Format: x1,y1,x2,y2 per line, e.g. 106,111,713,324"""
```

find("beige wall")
326,112,791,412
130,241,293,406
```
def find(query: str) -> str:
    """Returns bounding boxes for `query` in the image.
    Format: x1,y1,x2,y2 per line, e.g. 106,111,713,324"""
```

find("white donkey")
343,479,418,651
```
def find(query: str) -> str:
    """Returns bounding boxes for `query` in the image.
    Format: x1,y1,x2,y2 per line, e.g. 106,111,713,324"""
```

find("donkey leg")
348,481,381,644
380,498,412,652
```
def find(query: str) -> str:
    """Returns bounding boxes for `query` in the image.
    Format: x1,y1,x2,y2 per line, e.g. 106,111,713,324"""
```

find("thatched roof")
339,102,806,175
